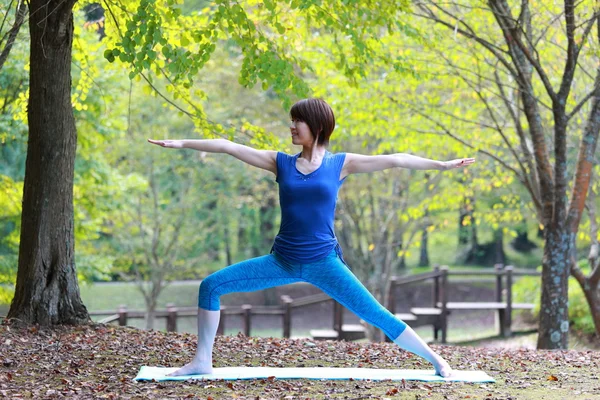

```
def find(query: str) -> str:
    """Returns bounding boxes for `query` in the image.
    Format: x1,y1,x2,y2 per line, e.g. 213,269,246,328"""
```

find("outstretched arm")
148,139,277,174
341,153,475,178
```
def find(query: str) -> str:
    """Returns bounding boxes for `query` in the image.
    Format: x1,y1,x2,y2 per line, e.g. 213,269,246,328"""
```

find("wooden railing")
388,264,541,342
88,293,337,338
89,264,540,342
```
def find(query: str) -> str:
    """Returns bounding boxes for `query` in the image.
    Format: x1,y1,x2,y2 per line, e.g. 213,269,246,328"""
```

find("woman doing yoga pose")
148,98,475,377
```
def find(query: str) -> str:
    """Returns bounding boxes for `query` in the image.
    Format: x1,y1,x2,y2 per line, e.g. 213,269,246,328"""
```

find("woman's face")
290,118,314,146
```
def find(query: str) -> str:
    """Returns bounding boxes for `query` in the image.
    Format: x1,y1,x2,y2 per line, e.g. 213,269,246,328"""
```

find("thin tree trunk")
145,301,156,330
224,223,232,266
419,209,430,267
419,227,429,267
493,229,506,265
7,0,89,325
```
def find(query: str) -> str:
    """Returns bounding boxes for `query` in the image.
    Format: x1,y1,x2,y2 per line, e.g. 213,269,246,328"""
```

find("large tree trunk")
7,0,89,325
537,229,572,349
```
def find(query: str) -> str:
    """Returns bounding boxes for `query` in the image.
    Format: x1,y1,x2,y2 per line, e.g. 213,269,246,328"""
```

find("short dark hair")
290,98,335,146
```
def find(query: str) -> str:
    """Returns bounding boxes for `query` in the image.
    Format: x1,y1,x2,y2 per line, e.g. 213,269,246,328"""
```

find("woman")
148,98,475,378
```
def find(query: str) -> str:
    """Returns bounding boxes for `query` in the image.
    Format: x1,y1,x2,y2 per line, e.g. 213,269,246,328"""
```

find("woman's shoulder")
276,152,299,167
326,151,347,162
276,151,299,160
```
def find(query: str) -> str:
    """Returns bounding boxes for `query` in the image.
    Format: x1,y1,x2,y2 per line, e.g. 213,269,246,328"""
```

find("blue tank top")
272,151,347,263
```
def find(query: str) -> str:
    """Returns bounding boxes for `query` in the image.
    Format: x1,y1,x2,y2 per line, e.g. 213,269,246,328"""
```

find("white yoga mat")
134,366,495,383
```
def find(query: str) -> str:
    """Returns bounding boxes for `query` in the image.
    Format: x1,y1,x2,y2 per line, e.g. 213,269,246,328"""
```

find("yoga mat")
134,366,495,383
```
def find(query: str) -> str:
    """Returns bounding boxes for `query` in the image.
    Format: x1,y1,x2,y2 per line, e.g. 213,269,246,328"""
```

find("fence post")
242,304,252,337
166,303,177,332
494,263,504,302
217,308,225,335
504,265,514,338
118,305,128,327
432,265,440,340
495,264,505,336
281,295,293,339
439,266,449,344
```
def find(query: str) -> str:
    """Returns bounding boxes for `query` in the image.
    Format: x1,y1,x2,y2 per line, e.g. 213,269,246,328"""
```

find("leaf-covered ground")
1,321,599,399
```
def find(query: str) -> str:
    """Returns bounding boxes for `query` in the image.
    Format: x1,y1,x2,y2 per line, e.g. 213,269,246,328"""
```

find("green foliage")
0,255,16,305
513,264,596,335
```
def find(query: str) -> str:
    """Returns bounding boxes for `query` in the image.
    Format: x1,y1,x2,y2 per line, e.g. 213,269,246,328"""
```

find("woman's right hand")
147,139,184,148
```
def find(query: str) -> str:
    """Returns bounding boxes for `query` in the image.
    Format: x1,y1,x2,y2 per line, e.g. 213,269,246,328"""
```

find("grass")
79,280,202,311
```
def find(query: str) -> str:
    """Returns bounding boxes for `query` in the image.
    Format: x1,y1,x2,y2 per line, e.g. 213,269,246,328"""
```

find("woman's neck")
300,144,327,163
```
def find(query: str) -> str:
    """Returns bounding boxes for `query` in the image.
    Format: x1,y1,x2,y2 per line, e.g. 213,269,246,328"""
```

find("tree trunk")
223,223,232,266
145,301,156,330
7,0,89,325
511,225,537,252
537,229,572,349
456,196,478,264
493,229,506,265
260,192,276,251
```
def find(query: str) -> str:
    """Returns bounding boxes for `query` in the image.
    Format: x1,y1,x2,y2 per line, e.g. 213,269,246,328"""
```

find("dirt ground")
1,321,599,399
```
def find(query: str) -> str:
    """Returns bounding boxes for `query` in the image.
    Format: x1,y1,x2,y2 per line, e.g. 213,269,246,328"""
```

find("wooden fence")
89,264,540,343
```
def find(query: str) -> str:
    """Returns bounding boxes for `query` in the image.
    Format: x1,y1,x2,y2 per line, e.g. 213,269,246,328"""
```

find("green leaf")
103,49,115,63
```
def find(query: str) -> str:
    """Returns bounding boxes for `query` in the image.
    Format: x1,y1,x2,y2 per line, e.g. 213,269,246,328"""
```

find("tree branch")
488,0,557,102
567,24,600,235
493,69,543,214
585,179,600,285
435,46,534,186
412,2,520,81
567,79,600,121
387,93,524,178
0,0,27,72
556,0,578,101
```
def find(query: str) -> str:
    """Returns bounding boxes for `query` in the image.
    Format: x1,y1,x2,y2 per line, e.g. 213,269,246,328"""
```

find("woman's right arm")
147,138,277,174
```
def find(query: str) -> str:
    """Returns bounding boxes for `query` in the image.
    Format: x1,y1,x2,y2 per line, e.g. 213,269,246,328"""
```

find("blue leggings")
198,249,407,340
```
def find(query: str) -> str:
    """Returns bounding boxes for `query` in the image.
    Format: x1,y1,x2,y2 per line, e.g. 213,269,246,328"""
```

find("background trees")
1,0,598,349
406,0,600,349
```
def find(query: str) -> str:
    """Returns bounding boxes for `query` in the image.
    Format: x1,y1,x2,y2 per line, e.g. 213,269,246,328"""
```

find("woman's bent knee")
198,277,220,310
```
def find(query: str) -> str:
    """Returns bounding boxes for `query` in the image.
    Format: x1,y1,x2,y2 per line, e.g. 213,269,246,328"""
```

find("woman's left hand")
444,158,476,170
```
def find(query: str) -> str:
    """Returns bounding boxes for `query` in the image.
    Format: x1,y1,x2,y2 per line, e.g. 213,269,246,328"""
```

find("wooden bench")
310,324,368,341
437,302,534,310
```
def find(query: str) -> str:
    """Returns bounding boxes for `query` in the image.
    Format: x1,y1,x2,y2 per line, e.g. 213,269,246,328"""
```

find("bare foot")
432,356,453,378
167,359,213,376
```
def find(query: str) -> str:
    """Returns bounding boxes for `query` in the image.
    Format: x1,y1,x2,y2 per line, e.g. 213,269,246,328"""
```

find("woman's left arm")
341,153,475,178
